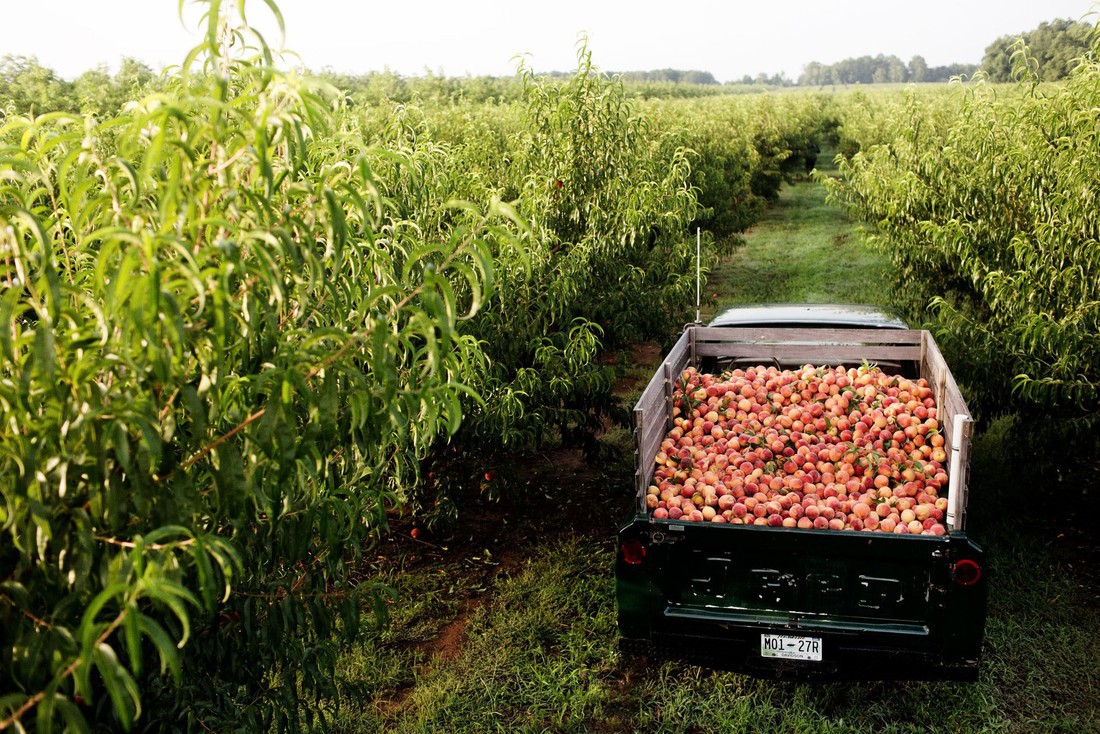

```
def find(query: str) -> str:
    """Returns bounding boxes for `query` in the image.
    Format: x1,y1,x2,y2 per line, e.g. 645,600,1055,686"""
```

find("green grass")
330,168,1100,734
702,156,900,321
332,497,1100,732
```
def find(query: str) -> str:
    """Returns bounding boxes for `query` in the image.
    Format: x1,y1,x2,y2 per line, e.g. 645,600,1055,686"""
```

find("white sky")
1,0,1097,82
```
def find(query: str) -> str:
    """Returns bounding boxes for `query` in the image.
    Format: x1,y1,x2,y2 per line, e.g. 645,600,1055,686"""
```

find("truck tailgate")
617,521,986,679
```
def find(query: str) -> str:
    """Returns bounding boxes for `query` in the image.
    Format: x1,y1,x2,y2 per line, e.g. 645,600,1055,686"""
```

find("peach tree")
826,39,1100,442
0,1,512,730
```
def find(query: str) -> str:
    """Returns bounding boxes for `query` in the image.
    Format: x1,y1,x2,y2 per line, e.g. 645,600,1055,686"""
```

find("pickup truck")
616,304,987,681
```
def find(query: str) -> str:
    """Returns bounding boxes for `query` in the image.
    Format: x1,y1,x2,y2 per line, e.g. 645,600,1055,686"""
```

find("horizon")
1,1,1097,83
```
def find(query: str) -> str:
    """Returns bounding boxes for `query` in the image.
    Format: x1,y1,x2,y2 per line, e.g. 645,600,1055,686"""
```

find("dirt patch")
376,683,414,717
416,583,500,662
429,610,472,661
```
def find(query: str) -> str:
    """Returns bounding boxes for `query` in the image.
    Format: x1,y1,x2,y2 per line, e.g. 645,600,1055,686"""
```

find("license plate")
760,633,823,661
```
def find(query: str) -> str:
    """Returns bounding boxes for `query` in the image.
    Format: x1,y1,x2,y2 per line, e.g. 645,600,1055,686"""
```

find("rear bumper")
619,628,980,681
615,521,988,682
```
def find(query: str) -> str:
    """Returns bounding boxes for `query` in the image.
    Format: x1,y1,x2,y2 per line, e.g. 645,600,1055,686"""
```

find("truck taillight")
953,558,981,586
621,540,646,566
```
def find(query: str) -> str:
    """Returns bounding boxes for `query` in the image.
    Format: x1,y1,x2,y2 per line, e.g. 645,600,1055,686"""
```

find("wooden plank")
693,343,922,364
666,330,692,371
634,366,666,498
665,330,692,427
638,425,666,484
942,392,970,425
634,374,666,421
633,469,649,512
918,332,974,528
694,326,925,344
920,332,952,407
921,332,971,453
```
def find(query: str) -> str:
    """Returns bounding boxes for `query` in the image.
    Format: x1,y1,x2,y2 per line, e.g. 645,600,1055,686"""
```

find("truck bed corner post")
947,414,973,531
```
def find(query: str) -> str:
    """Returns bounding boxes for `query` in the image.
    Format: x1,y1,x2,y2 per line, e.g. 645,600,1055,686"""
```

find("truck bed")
617,325,987,680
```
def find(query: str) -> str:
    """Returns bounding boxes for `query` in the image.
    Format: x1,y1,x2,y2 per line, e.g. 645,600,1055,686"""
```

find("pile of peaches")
647,364,950,535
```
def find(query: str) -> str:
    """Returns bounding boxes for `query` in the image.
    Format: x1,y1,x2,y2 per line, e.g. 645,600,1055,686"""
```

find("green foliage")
0,1,511,730
799,55,977,86
614,69,719,85
647,93,834,236
0,3,864,730
827,86,965,160
981,18,1095,82
0,55,158,117
401,44,708,511
826,32,1100,438
0,55,75,114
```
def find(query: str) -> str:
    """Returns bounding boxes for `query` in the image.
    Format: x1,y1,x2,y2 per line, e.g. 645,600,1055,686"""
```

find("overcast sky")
2,1,1097,82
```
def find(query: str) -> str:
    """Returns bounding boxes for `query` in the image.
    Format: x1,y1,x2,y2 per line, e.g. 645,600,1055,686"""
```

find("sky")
1,0,1097,83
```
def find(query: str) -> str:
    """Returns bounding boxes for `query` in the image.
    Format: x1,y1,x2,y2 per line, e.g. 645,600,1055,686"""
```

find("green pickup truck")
616,305,987,680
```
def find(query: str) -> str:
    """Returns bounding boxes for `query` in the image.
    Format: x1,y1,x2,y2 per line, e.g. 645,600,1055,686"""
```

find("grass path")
330,170,1100,734
703,155,896,319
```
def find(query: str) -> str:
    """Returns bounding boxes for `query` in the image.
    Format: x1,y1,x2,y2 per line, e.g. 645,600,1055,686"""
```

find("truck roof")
708,303,909,330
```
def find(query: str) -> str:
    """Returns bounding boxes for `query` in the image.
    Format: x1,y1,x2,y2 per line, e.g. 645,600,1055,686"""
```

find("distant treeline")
0,55,157,116
1,17,1094,116
798,55,976,86
798,19,1094,86
981,18,1094,82
611,69,719,85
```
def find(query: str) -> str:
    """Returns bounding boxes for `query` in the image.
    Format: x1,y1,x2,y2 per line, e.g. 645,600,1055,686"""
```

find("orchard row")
826,40,1100,432
0,4,834,732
